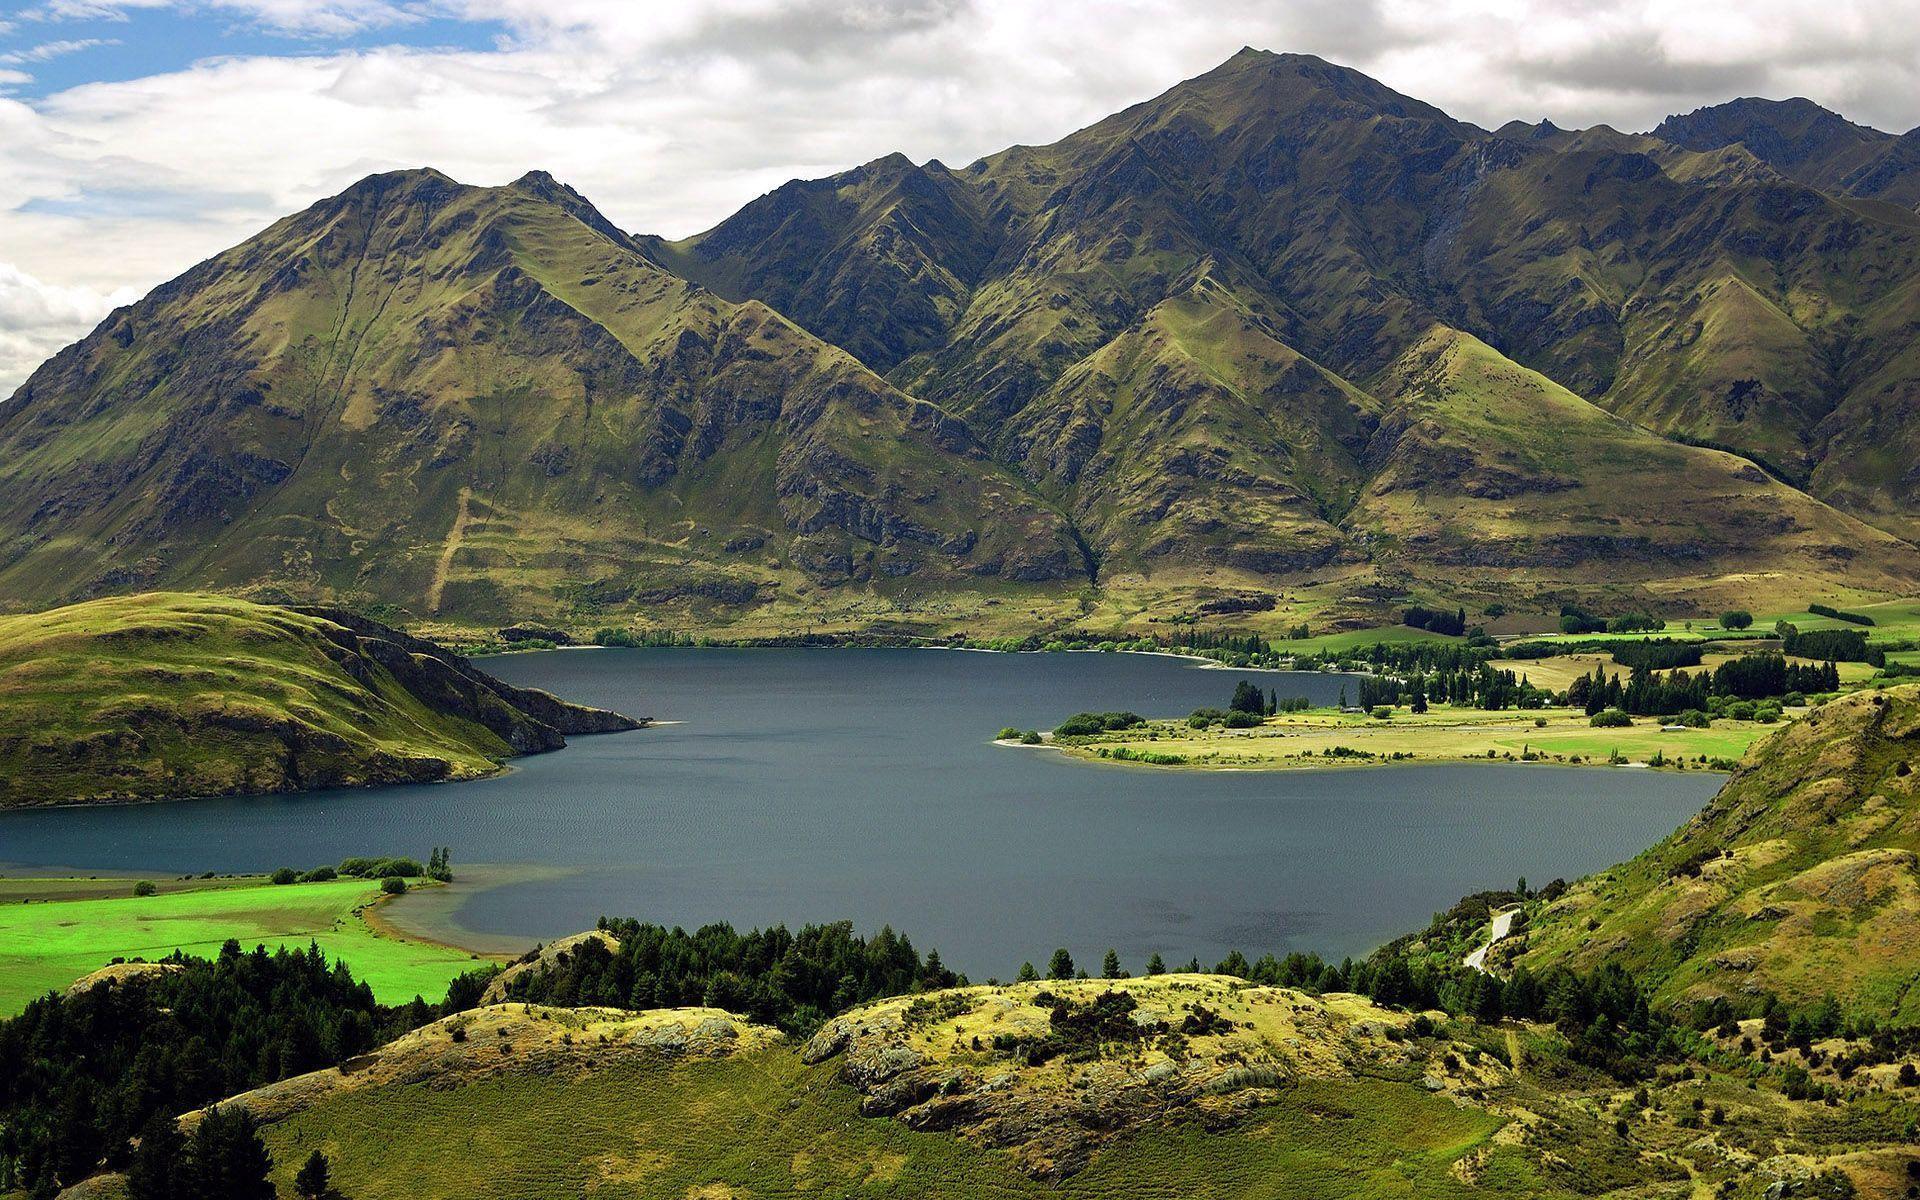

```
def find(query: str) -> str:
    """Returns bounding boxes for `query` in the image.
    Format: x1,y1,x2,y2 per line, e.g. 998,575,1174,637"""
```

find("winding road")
1464,908,1518,974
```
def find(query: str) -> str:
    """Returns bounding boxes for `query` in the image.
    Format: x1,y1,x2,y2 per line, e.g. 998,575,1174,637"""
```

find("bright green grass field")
264,1052,1534,1200
0,877,483,1014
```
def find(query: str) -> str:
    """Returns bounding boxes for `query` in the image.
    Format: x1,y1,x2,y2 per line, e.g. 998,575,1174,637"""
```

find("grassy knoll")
0,874,490,1014
249,972,1920,1199
263,1052,1503,1200
1047,705,1773,772
0,592,633,807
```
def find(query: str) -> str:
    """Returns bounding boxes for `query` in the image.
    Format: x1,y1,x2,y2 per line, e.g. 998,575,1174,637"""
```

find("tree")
1017,961,1039,982
1719,610,1753,630
1145,952,1166,976
294,1150,330,1200
1102,948,1121,979
1047,948,1075,981
126,1112,185,1200
133,880,158,897
380,876,407,895
183,1106,274,1200
1229,680,1264,714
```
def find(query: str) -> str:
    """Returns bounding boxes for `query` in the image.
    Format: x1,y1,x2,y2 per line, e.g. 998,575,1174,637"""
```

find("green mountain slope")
1512,685,1920,1022
0,592,638,807
0,170,1083,622
675,49,1920,574
6,51,1920,627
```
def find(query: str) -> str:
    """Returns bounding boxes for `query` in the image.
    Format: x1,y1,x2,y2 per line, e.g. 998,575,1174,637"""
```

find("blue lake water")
0,648,1716,976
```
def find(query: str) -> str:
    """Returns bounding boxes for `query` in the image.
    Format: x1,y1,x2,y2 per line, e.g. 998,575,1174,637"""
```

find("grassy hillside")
1509,685,1920,1021
215,974,1920,1199
0,592,635,807
0,873,488,1014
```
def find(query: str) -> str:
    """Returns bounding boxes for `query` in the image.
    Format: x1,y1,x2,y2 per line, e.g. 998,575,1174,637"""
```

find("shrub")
1053,711,1145,738
270,867,298,885
1224,709,1262,728
380,877,407,895
1719,610,1753,630
1019,730,1042,745
1370,705,1392,720
998,727,1021,740
1590,709,1633,728
133,881,157,897
300,866,337,882
338,856,423,879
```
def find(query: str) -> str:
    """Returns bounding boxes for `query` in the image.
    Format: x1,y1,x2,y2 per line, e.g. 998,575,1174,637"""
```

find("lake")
0,648,1717,976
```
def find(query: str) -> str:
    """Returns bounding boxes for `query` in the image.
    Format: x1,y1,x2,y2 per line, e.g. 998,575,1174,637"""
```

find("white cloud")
0,38,120,65
3,0,1920,394
0,261,139,390
19,0,425,36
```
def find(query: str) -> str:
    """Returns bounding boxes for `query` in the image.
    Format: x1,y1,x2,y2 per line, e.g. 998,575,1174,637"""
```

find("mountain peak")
1652,96,1888,161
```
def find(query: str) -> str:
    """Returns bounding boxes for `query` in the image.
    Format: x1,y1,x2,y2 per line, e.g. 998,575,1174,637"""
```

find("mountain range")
5,48,1919,628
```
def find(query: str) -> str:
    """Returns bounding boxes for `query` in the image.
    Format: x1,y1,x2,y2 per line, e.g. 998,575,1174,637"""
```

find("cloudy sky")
4,0,1919,394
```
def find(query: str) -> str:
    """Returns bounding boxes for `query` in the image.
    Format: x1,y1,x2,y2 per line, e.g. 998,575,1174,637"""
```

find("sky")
4,0,1920,394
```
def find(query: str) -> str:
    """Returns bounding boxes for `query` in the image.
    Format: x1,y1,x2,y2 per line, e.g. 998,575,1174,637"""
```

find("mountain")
1512,685,1920,1022
667,50,1920,577
5,51,1920,629
0,592,639,807
1652,97,1920,209
0,169,1082,624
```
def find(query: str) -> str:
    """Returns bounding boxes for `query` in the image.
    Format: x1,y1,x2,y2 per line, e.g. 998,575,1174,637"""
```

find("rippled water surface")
0,648,1717,974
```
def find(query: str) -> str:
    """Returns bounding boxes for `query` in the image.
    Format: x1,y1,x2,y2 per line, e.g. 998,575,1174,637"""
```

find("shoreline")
371,862,573,958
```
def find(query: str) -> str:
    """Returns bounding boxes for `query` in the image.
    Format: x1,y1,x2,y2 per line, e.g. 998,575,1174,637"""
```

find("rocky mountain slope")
0,591,640,806
6,50,1920,628
1509,685,1920,1022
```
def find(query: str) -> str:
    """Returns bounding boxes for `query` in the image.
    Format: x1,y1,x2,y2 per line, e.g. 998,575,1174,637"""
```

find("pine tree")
1145,952,1166,976
1017,961,1039,982
294,1150,330,1200
1101,948,1121,978
1047,948,1075,980
183,1106,274,1200
126,1113,184,1200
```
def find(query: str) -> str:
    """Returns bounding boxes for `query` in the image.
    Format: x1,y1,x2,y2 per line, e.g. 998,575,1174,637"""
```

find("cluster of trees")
1568,655,1840,717
1402,606,1467,636
336,856,424,880
1053,711,1145,737
592,627,697,647
1559,607,1661,635
1399,666,1554,711
1185,949,1676,1080
122,1106,276,1200
1227,681,1309,716
499,920,959,1034
1780,625,1882,665
0,941,464,1196
1609,640,1704,671
1808,603,1875,627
